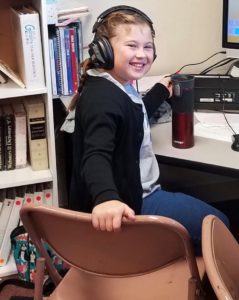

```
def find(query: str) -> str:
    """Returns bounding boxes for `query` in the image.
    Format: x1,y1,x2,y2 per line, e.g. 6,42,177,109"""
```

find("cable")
200,58,237,75
220,80,237,135
223,113,237,134
174,51,226,74
200,58,232,74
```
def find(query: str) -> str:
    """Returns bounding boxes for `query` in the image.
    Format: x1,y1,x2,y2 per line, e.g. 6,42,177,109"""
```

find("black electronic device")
222,0,239,58
194,75,239,110
231,134,239,151
88,5,156,69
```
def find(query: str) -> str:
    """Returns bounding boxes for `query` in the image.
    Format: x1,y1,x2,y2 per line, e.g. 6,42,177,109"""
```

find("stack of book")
0,96,49,172
48,20,83,96
0,102,26,171
0,182,53,266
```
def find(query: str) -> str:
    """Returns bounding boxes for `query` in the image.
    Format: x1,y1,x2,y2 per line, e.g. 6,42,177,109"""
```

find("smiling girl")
69,6,229,254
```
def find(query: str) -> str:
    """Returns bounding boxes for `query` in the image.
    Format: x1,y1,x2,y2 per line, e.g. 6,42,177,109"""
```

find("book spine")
43,181,53,206
24,97,49,171
0,187,24,266
10,7,45,89
69,27,79,94
0,188,15,251
3,104,16,170
34,182,44,205
64,27,73,95
49,38,58,96
75,21,83,63
56,28,64,95
12,102,27,169
52,36,61,95
59,27,69,95
24,184,36,205
0,189,6,216
0,106,4,171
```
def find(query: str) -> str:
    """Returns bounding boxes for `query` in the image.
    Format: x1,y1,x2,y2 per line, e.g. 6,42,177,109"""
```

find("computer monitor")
222,0,239,58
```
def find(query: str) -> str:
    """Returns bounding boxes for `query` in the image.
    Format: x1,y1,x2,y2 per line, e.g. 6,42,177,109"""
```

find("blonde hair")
68,10,155,111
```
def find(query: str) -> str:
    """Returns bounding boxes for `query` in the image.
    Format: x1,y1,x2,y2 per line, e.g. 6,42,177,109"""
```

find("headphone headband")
92,5,154,33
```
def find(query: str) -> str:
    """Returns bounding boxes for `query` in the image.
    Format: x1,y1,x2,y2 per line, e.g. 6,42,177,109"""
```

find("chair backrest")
20,204,202,292
202,214,239,300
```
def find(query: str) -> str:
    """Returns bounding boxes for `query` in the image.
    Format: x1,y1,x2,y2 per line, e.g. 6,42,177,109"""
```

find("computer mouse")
231,134,239,152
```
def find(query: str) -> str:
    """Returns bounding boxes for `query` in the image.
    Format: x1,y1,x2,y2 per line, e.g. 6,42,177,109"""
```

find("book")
10,6,45,89
58,26,69,95
0,187,24,266
69,27,79,94
57,6,89,17
0,60,25,88
56,28,64,95
53,36,62,95
0,188,15,252
12,102,27,168
49,38,58,96
34,182,44,205
0,189,6,214
43,181,53,206
24,184,36,205
64,27,73,95
2,104,16,170
0,106,4,171
24,96,49,171
74,21,83,64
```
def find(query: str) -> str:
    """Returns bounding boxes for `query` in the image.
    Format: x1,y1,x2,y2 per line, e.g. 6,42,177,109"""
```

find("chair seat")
48,257,205,300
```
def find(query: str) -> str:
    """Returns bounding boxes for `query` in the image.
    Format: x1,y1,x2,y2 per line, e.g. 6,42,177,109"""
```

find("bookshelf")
0,0,58,277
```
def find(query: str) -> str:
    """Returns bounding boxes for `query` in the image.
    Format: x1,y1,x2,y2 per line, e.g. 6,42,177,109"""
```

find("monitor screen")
222,0,239,58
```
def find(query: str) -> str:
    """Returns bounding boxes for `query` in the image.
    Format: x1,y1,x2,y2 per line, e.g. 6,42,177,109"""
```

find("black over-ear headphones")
88,5,157,69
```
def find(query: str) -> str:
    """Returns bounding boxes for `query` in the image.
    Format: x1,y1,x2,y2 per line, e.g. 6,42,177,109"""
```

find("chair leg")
34,257,46,300
188,277,197,300
188,277,205,300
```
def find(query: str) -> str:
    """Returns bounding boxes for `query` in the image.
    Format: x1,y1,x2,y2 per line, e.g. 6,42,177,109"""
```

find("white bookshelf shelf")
0,165,53,189
0,80,48,99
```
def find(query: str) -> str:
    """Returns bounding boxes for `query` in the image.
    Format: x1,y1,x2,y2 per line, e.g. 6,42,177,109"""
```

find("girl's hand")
160,76,173,98
92,200,135,232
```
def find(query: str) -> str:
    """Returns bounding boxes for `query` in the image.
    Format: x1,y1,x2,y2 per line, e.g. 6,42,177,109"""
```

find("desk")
151,122,239,203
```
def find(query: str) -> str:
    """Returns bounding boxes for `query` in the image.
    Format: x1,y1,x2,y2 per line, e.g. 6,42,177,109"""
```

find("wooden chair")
202,214,239,300
20,204,206,300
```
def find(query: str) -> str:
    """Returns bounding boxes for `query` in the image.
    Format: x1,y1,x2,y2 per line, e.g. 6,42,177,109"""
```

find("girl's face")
108,23,155,84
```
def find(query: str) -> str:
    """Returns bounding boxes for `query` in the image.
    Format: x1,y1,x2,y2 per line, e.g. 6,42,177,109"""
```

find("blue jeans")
141,189,230,255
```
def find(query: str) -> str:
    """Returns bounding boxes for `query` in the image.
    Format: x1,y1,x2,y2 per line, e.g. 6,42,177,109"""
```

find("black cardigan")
69,76,170,214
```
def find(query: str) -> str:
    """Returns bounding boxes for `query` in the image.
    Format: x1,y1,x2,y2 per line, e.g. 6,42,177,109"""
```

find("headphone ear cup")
88,36,114,69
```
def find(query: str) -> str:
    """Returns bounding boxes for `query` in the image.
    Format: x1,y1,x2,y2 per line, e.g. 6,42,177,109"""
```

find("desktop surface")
151,122,239,172
151,122,239,203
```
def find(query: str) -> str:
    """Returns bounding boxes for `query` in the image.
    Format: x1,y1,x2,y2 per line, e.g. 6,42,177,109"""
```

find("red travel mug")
171,74,195,149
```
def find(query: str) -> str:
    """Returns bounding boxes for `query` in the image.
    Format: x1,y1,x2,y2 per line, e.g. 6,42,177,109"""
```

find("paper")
194,112,239,142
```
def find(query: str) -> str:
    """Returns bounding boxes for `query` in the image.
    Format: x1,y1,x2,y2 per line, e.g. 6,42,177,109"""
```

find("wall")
57,0,227,75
